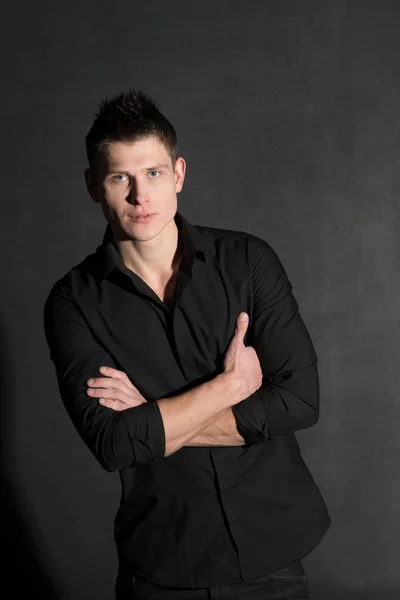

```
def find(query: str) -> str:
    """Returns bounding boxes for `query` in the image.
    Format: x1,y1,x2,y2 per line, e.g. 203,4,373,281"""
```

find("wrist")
214,372,244,406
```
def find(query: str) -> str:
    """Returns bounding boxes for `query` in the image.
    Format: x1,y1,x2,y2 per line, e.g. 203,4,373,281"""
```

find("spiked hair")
85,89,178,170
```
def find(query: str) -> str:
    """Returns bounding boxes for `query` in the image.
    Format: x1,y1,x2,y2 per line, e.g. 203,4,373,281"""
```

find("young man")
43,89,330,600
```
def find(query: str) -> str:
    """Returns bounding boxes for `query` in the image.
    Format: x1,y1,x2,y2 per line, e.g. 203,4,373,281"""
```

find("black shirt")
43,211,330,589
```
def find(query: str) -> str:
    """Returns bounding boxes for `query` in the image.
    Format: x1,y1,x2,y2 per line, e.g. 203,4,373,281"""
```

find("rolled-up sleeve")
232,235,319,445
43,283,166,471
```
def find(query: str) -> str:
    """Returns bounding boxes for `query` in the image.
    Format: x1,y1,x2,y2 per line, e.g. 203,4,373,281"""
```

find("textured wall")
2,1,399,598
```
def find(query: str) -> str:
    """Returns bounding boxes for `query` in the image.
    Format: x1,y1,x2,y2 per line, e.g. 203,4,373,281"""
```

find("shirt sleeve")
231,235,320,445
43,283,166,471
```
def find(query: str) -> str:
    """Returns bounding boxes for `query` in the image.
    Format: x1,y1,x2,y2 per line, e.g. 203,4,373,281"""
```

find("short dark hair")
85,89,178,170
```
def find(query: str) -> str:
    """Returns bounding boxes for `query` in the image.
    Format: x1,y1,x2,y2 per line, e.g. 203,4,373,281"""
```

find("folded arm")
43,283,166,471
185,234,320,447
43,283,242,469
184,407,245,446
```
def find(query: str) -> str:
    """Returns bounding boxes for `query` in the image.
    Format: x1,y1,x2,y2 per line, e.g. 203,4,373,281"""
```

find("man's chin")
115,219,158,242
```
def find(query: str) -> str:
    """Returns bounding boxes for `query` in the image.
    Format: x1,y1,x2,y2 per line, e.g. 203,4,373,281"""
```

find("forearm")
182,362,319,449
157,373,242,457
183,407,245,447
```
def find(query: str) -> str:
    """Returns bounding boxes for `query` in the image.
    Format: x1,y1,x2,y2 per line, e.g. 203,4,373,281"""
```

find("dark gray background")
2,1,399,598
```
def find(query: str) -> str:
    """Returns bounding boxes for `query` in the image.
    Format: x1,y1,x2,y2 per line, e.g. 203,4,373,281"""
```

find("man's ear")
84,167,100,203
175,157,186,193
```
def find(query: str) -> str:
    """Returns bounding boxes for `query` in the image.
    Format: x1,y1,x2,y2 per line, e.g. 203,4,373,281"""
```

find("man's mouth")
130,213,155,221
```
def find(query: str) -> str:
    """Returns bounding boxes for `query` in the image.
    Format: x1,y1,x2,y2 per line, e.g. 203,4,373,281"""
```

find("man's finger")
98,396,146,411
98,366,135,389
87,377,126,390
98,397,126,412
87,385,132,404
87,374,132,394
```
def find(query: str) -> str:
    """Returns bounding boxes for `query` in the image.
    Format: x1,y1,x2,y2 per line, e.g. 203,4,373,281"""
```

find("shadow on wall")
1,318,60,598
310,581,398,599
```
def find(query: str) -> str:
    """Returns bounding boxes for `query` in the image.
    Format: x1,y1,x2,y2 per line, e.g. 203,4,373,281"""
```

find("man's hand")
86,366,147,411
222,312,263,397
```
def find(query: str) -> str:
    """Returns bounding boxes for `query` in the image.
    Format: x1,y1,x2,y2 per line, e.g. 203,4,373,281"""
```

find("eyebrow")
107,163,171,175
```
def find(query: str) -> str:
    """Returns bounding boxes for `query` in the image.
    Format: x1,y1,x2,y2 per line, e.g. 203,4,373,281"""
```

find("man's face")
85,137,186,242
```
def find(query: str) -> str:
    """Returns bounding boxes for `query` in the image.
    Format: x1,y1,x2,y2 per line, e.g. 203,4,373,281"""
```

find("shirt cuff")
231,389,269,445
122,400,166,462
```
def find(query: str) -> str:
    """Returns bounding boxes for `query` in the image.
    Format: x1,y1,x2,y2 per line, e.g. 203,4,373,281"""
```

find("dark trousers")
115,560,310,599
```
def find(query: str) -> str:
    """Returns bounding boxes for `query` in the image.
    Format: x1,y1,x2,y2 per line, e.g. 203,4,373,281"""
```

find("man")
43,89,330,600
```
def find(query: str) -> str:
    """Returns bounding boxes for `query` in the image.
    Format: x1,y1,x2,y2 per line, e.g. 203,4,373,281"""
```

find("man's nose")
128,179,147,203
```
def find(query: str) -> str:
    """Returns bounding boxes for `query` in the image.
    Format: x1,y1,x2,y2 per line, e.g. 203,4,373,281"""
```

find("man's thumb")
237,312,248,322
234,312,248,345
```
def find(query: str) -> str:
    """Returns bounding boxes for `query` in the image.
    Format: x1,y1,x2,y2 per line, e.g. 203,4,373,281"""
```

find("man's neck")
115,219,184,283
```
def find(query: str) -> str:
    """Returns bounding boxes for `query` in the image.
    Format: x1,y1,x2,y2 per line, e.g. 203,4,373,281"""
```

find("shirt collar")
96,211,214,281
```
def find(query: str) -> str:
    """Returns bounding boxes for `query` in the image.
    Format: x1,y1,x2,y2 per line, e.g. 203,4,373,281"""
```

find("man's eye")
148,171,160,178
112,175,128,182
